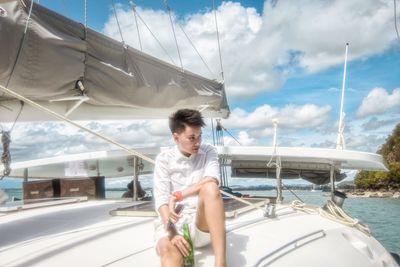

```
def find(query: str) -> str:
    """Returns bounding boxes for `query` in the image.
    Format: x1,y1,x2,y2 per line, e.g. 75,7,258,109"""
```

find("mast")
336,43,349,150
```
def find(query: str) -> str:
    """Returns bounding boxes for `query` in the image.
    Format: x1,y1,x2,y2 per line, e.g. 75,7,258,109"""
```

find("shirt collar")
173,145,204,161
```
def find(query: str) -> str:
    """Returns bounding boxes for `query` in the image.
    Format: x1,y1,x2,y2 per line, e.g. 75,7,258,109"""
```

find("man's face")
173,124,202,156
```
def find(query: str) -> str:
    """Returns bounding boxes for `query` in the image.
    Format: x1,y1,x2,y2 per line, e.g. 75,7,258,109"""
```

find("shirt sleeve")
203,144,220,184
153,152,171,213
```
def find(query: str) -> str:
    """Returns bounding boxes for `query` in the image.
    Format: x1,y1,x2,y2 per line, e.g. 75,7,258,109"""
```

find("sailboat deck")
109,197,270,218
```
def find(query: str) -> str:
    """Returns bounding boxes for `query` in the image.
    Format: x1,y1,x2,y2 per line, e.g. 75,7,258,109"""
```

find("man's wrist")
172,191,184,202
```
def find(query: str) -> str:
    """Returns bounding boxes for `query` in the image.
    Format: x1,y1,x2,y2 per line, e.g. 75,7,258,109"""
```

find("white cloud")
361,116,400,131
346,134,385,152
8,120,173,161
103,0,398,99
223,131,255,146
222,104,331,130
357,87,400,117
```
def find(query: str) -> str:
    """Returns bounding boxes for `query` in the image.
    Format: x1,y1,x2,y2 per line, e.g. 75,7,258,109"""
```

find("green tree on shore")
355,123,400,190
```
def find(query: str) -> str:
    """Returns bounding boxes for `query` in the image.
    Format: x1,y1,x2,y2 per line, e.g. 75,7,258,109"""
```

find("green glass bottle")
182,223,194,267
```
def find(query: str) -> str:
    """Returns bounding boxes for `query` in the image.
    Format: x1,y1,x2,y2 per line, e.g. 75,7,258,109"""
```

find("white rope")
0,84,155,165
291,200,370,235
1,131,11,179
291,200,319,214
319,200,370,235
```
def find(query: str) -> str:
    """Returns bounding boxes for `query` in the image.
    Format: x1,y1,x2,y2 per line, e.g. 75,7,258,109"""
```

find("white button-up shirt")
153,143,220,213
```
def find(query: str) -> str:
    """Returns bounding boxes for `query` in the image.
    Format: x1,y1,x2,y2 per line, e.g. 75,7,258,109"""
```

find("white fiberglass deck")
0,199,397,267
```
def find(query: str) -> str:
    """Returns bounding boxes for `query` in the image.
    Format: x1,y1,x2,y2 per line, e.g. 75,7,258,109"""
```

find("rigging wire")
176,23,216,78
84,0,87,29
212,0,225,81
395,0,400,41
131,6,176,65
163,0,183,70
129,1,143,51
223,127,242,146
59,0,71,20
111,0,125,45
160,0,216,78
282,183,304,202
217,121,242,146
215,120,228,185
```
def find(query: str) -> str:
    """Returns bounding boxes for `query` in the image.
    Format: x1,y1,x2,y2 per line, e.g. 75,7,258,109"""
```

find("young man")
153,109,226,267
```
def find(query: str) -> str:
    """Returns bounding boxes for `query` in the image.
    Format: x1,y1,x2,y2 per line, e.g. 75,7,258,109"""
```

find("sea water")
2,188,399,255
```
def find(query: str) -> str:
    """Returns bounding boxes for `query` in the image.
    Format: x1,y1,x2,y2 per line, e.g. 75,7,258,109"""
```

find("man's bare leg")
197,182,226,267
157,237,183,267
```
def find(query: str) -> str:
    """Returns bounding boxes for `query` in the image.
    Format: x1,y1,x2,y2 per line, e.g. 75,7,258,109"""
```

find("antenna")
336,43,349,150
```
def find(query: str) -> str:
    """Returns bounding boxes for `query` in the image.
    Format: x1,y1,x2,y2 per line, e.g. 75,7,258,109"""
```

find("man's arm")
181,176,218,199
168,176,218,223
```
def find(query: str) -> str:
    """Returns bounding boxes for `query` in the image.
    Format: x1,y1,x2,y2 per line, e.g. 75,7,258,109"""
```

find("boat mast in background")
336,43,349,150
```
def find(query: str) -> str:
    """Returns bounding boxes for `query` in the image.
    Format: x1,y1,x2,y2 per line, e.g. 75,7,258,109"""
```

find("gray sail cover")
0,0,229,121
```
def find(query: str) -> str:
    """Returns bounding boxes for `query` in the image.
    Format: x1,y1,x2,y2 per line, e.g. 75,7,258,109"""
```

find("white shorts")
154,216,211,248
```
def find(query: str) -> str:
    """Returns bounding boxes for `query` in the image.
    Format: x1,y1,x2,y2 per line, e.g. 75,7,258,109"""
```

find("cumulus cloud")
222,104,331,130
8,120,174,161
346,134,386,152
103,0,398,99
223,131,256,146
357,88,400,117
361,116,400,131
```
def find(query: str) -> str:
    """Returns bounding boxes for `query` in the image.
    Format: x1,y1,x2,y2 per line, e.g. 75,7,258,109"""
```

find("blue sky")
1,0,400,188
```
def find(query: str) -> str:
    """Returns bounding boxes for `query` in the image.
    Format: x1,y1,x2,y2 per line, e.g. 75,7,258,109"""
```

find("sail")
0,0,229,121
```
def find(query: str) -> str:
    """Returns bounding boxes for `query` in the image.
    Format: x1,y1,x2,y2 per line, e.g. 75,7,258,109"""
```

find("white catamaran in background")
0,1,399,266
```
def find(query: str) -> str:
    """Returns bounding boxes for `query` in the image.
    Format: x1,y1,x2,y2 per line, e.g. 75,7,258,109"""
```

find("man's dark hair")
169,109,206,133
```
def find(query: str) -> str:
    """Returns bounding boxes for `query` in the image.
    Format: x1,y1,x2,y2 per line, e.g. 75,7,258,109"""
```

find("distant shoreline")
3,188,400,199
345,190,400,199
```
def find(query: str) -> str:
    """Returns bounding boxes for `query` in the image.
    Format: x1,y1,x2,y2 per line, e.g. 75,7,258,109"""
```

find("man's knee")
158,240,180,258
199,181,221,199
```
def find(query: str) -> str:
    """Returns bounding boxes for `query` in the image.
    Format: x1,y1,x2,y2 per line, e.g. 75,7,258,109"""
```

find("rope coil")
1,131,11,179
291,200,370,235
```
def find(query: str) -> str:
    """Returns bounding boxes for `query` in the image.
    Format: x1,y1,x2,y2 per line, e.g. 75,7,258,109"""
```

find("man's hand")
168,196,182,223
170,234,191,257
